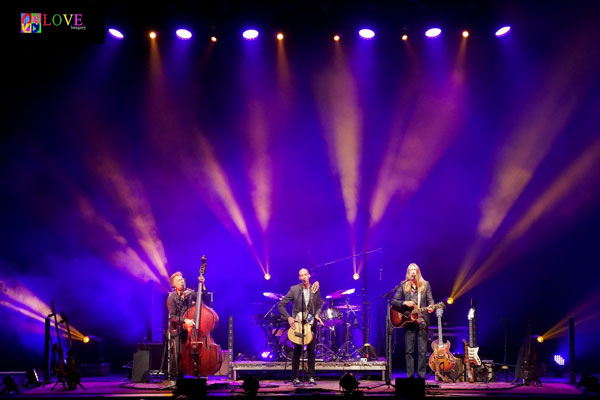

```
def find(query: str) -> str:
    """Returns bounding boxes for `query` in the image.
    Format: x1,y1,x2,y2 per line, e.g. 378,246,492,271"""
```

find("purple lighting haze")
358,28,375,39
425,28,442,38
108,28,124,39
242,29,259,40
495,26,511,37
176,29,192,40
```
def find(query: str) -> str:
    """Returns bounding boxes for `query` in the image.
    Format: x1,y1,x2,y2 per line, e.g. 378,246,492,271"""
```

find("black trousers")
291,330,316,379
404,324,429,378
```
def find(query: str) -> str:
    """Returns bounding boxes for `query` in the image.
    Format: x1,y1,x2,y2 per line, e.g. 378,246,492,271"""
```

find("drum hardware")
315,324,338,361
335,297,361,360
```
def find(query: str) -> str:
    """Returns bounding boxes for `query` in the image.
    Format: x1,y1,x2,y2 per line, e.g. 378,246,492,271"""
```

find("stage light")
353,273,360,280
24,369,40,388
1,376,19,394
210,36,217,42
107,28,124,39
276,33,284,40
242,376,259,395
149,31,157,39
554,355,565,366
401,34,408,41
359,28,375,39
243,29,259,40
83,336,90,343
536,335,544,343
446,297,454,305
176,29,192,40
339,372,359,392
333,34,340,42
425,28,442,38
495,26,511,37
264,273,271,281
260,351,272,360
462,30,470,38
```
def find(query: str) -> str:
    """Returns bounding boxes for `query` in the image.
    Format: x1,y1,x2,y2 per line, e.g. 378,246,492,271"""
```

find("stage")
2,373,588,399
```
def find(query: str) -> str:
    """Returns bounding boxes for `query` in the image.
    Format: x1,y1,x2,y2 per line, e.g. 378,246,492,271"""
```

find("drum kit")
256,289,362,361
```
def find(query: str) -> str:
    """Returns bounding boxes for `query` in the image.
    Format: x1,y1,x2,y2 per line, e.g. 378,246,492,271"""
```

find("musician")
166,271,212,378
392,263,434,379
277,268,323,385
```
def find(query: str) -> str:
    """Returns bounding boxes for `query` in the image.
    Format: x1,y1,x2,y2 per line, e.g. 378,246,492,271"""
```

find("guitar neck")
469,318,477,347
437,316,443,345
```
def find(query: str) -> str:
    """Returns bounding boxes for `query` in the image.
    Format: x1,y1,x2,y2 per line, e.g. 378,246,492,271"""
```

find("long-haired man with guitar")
391,263,435,379
166,271,213,378
277,268,323,385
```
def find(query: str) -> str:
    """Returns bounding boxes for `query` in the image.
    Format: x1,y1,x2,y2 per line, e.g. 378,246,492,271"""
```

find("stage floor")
4,374,587,399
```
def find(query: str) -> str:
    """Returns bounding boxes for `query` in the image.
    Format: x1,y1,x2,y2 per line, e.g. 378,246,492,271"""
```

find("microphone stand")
300,285,306,386
368,286,399,390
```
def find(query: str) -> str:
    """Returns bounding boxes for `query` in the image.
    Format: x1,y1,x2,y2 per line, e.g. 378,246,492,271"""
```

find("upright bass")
179,255,223,376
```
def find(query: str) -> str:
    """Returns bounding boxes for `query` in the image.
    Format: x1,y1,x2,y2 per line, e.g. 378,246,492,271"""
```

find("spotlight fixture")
149,31,157,39
176,29,192,40
495,26,511,37
210,36,217,42
242,376,260,396
353,273,359,280
242,29,259,40
358,28,375,39
339,372,359,392
276,33,284,40
333,34,341,42
401,34,408,41
1,376,19,394
446,297,454,305
24,369,40,388
107,28,124,39
536,335,544,343
83,336,90,344
425,28,442,38
553,354,565,366
462,30,470,38
264,273,271,281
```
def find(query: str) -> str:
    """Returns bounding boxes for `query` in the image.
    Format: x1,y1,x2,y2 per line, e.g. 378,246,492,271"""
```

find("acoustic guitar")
390,302,445,328
287,312,314,346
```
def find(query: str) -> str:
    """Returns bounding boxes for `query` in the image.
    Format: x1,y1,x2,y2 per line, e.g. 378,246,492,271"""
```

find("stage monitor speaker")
131,350,150,383
176,378,206,399
395,377,425,399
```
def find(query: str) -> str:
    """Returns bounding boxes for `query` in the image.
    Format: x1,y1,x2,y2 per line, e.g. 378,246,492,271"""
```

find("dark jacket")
391,280,434,326
277,283,323,320
167,288,213,329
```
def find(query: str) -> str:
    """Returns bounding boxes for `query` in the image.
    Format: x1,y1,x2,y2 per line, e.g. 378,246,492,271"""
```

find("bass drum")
319,307,343,327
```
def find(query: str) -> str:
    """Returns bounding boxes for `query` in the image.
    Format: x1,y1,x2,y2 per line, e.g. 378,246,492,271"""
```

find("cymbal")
263,292,283,300
325,288,356,299
333,304,361,311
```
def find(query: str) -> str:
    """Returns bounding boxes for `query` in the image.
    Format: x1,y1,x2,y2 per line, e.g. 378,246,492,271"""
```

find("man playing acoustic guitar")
278,268,323,385
391,263,435,379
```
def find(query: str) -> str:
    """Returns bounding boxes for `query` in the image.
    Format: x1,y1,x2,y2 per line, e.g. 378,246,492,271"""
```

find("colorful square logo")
21,13,42,33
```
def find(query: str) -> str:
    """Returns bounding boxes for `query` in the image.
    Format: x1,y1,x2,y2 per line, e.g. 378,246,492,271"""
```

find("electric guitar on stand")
463,306,482,382
429,308,456,382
